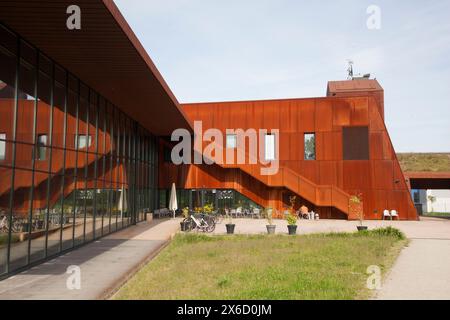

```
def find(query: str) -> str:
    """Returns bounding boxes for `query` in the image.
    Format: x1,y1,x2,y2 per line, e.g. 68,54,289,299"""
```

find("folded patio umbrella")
169,183,178,219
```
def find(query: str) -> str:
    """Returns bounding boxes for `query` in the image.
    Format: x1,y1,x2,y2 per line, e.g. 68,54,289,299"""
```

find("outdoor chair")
230,209,237,218
383,209,390,220
236,207,243,218
252,208,261,219
390,210,399,220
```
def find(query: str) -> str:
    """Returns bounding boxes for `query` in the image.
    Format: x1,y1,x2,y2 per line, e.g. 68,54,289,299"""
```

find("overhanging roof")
0,0,192,135
405,172,450,189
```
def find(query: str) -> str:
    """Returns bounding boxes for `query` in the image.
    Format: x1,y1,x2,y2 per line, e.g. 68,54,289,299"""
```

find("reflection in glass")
0,22,158,276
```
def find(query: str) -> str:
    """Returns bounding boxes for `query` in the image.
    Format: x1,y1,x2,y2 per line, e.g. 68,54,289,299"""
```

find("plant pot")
287,225,298,235
266,225,276,234
357,226,368,231
21,222,31,233
180,221,189,232
226,224,235,234
36,220,44,230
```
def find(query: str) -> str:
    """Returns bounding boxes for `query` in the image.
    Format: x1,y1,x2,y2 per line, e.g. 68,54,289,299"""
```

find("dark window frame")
342,126,370,160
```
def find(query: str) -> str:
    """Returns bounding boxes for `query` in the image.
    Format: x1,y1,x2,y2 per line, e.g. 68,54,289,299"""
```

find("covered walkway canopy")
398,153,450,190
405,172,450,190
0,0,192,135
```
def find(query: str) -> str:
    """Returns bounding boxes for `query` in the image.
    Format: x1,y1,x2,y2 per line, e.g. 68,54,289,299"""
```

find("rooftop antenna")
347,60,371,80
347,60,354,80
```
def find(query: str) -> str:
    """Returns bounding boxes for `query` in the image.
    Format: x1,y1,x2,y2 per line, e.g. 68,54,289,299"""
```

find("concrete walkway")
0,218,181,300
375,238,450,300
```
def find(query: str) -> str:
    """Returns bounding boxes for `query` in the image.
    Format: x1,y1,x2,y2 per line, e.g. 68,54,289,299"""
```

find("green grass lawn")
423,212,450,218
113,228,406,300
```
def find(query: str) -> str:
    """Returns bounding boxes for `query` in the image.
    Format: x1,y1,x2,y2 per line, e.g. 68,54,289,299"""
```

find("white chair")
383,210,390,220
390,210,399,220
236,207,243,218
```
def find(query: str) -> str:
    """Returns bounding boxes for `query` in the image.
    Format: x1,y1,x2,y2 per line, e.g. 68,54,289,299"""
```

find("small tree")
181,207,189,219
289,195,297,215
265,207,274,225
428,195,436,213
286,214,298,226
349,193,364,225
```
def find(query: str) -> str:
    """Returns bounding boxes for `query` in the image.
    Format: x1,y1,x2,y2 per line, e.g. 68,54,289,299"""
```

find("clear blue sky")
115,0,450,152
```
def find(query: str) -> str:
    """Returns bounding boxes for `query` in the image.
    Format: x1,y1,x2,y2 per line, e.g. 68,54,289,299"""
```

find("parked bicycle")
182,213,216,233
211,210,224,224
0,216,25,233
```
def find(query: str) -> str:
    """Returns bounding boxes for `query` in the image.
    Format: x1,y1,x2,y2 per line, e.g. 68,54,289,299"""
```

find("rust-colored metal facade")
160,85,417,220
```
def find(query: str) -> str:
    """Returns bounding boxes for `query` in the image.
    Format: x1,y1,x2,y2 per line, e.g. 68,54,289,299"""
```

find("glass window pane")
75,135,92,149
226,134,237,149
36,71,51,153
0,165,13,274
28,171,48,264
0,34,17,172
9,169,33,272
0,134,5,160
52,81,66,149
36,134,47,160
17,60,36,144
304,133,316,160
264,134,275,161
14,142,34,170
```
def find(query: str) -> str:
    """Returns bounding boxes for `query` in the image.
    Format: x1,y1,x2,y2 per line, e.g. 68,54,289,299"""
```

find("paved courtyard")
212,216,450,239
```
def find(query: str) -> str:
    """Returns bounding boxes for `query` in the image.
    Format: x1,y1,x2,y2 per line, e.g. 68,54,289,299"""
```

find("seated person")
300,205,309,219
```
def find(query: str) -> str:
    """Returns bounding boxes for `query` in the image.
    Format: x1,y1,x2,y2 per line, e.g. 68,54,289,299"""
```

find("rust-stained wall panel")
174,92,417,220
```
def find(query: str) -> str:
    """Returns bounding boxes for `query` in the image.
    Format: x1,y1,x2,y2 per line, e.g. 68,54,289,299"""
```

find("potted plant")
225,211,235,234
180,207,190,232
286,214,298,235
350,194,367,231
203,203,214,215
265,207,276,234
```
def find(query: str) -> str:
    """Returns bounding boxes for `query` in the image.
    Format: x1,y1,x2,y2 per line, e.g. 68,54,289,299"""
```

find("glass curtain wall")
159,189,261,213
0,23,158,277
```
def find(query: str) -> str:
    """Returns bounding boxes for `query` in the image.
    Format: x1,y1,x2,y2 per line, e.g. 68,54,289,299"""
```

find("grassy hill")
397,153,450,172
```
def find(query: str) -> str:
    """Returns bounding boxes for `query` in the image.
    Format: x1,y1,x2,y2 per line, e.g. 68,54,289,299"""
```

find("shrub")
286,214,298,226
367,227,406,240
